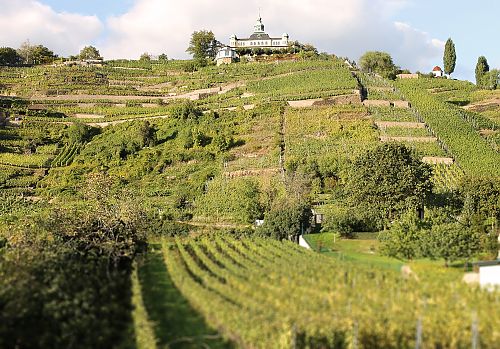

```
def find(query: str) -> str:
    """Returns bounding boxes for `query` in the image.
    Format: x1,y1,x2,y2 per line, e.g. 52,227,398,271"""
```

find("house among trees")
229,16,290,49
432,66,444,77
215,47,239,66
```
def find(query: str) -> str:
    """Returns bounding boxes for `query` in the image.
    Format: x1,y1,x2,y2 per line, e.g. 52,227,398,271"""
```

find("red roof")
433,66,442,71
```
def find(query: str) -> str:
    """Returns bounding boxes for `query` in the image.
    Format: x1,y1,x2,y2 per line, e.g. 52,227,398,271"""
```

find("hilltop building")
432,66,443,77
215,47,239,66
229,17,290,49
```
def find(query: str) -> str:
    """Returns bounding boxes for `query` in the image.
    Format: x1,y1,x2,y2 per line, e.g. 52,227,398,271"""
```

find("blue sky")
1,0,498,81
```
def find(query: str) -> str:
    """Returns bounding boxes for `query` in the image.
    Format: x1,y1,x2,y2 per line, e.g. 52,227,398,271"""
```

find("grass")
137,243,232,349
304,232,404,270
304,232,471,276
131,265,158,349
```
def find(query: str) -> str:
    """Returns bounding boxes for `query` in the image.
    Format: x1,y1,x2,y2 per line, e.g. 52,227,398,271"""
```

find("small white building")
478,260,500,291
215,47,238,66
432,66,444,77
229,17,290,49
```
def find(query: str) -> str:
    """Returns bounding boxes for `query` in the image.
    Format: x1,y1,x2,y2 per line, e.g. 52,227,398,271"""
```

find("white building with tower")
229,17,290,49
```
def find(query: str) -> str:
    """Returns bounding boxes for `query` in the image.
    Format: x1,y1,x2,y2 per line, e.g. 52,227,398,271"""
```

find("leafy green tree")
0,47,23,66
257,200,312,241
379,213,428,260
475,56,489,87
79,45,101,60
139,52,151,61
170,101,203,120
186,30,217,65
67,122,100,143
345,144,433,229
359,51,398,79
425,222,481,266
484,69,499,90
138,120,157,147
443,38,456,77
158,53,168,62
17,41,56,65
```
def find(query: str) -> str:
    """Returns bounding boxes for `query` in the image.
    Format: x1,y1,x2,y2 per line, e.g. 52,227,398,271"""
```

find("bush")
170,101,203,120
0,201,147,349
257,200,312,241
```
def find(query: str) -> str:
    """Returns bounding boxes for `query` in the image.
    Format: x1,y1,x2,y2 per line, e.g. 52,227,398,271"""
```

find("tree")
158,53,168,62
139,52,151,61
67,122,100,143
443,38,456,77
0,47,23,66
137,120,157,147
17,42,56,65
186,30,217,65
344,144,433,229
475,56,489,87
425,223,481,266
79,46,101,60
484,69,499,90
257,200,312,241
379,213,428,260
359,51,398,79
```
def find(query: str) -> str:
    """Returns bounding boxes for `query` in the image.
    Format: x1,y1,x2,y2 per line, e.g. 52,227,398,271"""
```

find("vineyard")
397,80,500,177
1,56,500,348
163,235,500,348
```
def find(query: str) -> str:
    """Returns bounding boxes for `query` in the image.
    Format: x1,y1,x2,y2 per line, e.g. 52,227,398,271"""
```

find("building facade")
229,17,290,49
215,47,239,66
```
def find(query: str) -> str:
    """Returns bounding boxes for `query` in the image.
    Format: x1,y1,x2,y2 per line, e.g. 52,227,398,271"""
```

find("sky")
0,0,498,81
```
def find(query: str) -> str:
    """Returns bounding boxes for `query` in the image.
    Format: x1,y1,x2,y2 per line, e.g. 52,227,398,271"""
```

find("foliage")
140,52,152,61
484,69,499,90
359,51,398,79
170,101,203,120
79,46,102,60
17,41,57,65
380,209,489,264
186,30,217,65
0,196,147,349
475,56,489,87
257,189,312,241
443,38,456,76
195,177,262,224
0,47,23,66
424,222,481,266
321,206,361,238
460,176,500,221
67,122,100,144
344,144,433,229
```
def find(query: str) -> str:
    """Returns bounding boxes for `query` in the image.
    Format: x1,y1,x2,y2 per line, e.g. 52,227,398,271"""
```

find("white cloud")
0,0,445,72
393,22,445,72
100,0,443,72
0,0,103,56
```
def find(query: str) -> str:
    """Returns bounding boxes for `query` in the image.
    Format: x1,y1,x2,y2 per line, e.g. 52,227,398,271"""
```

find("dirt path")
87,114,170,127
375,121,426,129
380,136,437,143
223,168,281,178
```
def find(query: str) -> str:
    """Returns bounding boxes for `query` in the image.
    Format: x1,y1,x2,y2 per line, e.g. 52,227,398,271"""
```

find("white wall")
480,265,500,290
299,235,311,249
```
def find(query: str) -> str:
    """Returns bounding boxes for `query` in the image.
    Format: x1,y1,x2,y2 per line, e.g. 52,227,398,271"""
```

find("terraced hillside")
1,58,499,348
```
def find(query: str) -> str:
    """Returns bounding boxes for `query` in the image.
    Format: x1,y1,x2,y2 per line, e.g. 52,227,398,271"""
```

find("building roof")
237,36,282,42
433,66,443,71
249,33,271,40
